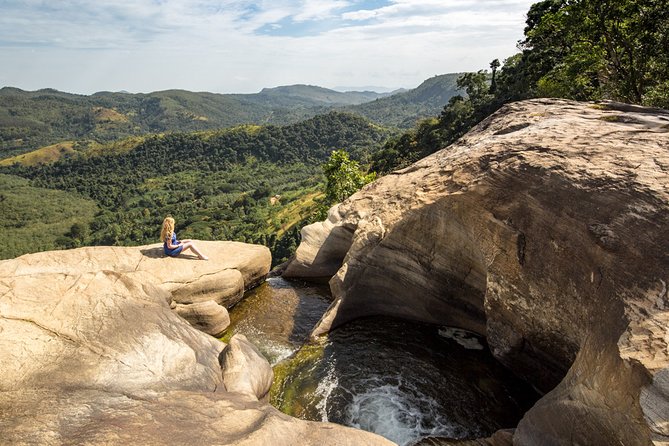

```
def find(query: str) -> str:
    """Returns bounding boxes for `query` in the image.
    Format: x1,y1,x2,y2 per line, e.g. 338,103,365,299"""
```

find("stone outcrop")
284,99,669,445
0,240,271,336
221,334,274,401
0,243,394,445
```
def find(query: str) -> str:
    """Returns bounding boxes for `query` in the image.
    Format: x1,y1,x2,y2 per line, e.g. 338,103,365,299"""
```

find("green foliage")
0,174,98,259
370,71,495,173
520,0,669,105
322,150,376,205
2,113,388,265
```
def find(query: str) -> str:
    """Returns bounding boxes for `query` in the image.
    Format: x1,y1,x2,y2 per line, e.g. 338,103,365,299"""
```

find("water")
225,278,539,446
222,276,331,365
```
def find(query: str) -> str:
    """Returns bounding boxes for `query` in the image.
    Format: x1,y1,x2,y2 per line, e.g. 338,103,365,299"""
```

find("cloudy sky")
0,0,536,94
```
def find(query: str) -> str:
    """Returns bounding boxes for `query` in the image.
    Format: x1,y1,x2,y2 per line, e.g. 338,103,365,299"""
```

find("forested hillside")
1,112,390,262
371,0,669,174
346,73,464,128
0,76,462,159
0,86,375,158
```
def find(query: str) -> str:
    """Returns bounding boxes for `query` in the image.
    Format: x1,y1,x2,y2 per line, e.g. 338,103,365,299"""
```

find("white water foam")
241,328,298,366
261,340,298,366
345,376,461,446
438,327,484,350
314,359,339,422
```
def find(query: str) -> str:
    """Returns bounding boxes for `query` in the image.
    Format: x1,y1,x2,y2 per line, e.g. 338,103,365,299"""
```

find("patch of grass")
0,141,78,166
0,174,98,259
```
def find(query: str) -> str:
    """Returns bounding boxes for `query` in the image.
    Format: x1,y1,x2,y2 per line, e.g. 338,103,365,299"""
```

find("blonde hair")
160,216,175,242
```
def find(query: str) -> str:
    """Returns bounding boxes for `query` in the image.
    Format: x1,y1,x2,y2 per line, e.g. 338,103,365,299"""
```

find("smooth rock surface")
221,333,274,401
0,243,394,445
173,300,231,337
284,99,669,445
0,269,224,393
0,389,395,446
0,240,271,336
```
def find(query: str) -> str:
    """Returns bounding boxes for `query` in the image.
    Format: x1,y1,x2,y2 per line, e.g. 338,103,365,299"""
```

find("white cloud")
0,0,535,94
293,0,351,22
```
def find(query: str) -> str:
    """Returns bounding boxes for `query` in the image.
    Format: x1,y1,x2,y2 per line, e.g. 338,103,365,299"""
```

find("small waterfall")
225,279,539,446
345,376,469,445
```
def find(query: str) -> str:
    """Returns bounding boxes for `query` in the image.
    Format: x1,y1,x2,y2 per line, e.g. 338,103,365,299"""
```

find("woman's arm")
166,237,181,249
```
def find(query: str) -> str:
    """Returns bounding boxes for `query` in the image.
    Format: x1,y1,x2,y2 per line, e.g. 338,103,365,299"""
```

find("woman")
160,216,208,260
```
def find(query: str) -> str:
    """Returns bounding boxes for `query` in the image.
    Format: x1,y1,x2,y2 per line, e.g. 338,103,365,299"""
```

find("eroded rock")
0,241,270,336
0,243,394,445
284,99,669,445
221,333,274,401
0,269,224,393
173,300,231,337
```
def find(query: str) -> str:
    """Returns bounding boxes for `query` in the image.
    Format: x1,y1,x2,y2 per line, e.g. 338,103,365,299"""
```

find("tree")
68,222,89,245
322,150,376,205
490,59,501,93
519,0,669,105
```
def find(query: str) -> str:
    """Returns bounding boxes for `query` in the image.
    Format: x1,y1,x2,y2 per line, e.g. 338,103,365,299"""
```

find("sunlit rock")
221,334,274,401
0,243,394,445
284,99,669,445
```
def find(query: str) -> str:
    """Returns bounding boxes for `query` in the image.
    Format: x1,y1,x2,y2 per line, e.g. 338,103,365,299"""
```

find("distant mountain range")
0,73,463,158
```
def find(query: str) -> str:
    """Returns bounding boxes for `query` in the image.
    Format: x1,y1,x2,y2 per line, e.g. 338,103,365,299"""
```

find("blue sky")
0,0,536,94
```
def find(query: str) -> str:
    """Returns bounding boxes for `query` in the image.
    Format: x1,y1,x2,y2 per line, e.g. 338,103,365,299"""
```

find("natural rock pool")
223,277,539,445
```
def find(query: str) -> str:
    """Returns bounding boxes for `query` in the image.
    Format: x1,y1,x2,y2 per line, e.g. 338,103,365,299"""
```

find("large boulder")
221,333,274,401
0,244,394,446
0,240,271,336
0,269,224,393
283,99,669,445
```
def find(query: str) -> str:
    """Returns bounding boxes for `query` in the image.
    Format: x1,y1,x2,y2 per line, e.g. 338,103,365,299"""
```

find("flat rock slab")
0,241,272,336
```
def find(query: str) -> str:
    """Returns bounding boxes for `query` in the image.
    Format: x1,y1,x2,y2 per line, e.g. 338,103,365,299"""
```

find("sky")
0,0,536,95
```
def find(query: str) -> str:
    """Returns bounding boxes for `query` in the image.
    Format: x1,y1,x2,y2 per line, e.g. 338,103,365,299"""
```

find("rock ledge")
285,99,669,445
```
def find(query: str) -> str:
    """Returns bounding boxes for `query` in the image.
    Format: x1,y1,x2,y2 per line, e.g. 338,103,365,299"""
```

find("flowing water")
224,278,539,446
221,276,331,365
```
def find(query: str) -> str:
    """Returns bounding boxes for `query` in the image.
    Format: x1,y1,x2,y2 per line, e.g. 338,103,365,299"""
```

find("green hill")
346,73,464,127
0,75,464,159
251,85,387,106
0,85,387,159
1,112,390,262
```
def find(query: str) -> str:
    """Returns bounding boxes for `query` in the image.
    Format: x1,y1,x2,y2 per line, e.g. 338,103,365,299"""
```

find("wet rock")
284,99,669,445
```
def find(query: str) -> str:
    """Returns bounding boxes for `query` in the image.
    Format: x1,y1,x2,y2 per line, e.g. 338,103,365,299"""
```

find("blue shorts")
164,244,183,257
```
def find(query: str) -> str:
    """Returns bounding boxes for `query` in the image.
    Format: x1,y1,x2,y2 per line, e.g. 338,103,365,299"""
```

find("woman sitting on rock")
160,216,208,260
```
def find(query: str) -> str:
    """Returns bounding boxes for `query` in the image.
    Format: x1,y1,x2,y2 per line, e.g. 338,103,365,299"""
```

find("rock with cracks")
0,243,394,446
284,99,669,445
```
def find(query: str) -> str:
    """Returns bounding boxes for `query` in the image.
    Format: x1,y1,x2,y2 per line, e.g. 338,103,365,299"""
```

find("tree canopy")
370,0,669,174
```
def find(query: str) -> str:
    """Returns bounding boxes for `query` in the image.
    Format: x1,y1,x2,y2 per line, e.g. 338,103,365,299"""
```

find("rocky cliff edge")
0,242,394,445
284,99,669,445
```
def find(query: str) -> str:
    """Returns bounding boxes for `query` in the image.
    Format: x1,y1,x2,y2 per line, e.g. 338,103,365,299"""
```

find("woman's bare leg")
180,242,208,260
